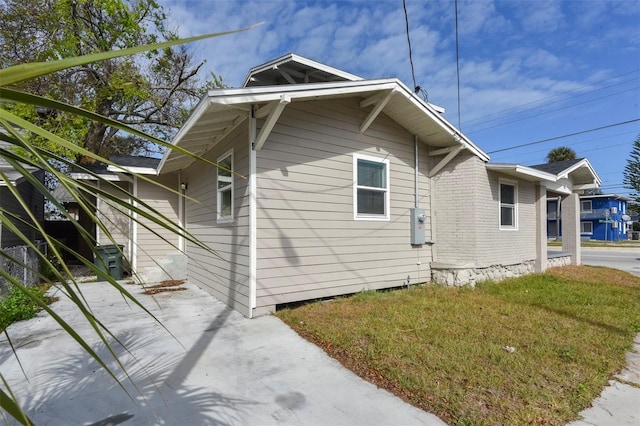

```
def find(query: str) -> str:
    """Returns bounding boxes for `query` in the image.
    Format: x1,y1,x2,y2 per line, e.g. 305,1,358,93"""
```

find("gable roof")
530,158,601,186
487,157,601,194
529,158,584,175
242,53,363,87
160,77,488,173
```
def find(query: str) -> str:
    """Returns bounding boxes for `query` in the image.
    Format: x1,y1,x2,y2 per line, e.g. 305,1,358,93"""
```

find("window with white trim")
217,150,233,222
580,221,593,234
353,154,390,220
580,200,592,212
499,180,517,230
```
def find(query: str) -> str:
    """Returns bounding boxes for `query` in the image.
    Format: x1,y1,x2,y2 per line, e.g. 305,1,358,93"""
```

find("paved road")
581,248,640,277
549,248,640,277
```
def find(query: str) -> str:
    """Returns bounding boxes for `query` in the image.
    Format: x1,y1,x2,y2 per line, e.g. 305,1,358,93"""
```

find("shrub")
0,284,51,332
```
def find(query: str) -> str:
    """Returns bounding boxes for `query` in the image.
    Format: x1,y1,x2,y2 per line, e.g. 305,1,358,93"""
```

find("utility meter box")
410,208,426,245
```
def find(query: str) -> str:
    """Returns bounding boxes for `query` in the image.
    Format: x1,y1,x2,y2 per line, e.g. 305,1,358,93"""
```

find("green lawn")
276,266,640,425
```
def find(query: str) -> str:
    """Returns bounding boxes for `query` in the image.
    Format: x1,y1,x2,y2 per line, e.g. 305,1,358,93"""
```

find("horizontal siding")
255,98,432,309
183,122,252,316
135,173,181,271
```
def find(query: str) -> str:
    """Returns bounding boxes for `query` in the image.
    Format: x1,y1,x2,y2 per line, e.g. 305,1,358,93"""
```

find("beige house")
69,55,600,316
146,54,601,318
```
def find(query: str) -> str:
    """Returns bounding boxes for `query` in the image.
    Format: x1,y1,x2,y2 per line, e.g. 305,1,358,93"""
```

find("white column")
535,183,547,273
561,193,581,265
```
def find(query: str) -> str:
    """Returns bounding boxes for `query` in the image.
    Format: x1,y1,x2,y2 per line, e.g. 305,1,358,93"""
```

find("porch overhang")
486,158,601,194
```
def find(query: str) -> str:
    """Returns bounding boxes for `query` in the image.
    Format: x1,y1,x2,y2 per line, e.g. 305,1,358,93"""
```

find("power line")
467,83,640,135
402,0,417,92
454,0,461,129
487,119,640,154
463,69,640,127
494,129,639,161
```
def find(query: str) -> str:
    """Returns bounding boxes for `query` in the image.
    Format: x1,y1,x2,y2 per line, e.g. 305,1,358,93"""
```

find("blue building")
547,194,632,241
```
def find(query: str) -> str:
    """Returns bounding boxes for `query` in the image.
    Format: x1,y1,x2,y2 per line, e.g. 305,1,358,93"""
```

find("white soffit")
486,163,558,182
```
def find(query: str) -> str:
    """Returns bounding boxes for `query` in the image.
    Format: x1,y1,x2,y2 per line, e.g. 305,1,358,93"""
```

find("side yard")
277,266,640,425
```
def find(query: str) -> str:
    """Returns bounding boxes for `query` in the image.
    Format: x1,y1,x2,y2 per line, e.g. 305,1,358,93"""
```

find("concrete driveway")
0,281,445,425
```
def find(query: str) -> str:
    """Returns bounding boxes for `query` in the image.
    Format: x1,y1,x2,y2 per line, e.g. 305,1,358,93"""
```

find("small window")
499,180,517,230
580,200,592,212
217,150,233,222
353,154,390,220
580,221,593,234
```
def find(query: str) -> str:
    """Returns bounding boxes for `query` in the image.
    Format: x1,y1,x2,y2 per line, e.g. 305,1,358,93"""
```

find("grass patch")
276,266,640,425
0,284,54,332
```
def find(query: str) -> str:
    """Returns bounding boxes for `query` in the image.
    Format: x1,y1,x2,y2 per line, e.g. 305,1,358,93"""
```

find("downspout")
414,135,419,208
131,176,138,275
248,108,257,318
178,171,185,252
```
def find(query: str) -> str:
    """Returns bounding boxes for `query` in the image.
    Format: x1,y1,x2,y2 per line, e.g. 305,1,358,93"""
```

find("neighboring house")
59,155,186,282
0,141,45,248
547,192,632,241
151,54,601,317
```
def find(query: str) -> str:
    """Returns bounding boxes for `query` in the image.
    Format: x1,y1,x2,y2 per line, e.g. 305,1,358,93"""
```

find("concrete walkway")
0,281,445,425
568,334,640,426
1,281,638,425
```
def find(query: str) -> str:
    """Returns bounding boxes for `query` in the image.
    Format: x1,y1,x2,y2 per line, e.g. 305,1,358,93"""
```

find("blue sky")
160,0,640,196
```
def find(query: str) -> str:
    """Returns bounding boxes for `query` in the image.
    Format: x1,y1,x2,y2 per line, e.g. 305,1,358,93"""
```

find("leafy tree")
1,24,258,423
546,146,577,163
623,134,640,214
0,0,215,162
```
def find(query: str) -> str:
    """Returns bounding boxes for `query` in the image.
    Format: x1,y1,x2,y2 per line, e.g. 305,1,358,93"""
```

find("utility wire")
454,0,461,129
402,0,417,92
487,118,640,154
494,129,639,161
463,69,640,126
469,85,640,135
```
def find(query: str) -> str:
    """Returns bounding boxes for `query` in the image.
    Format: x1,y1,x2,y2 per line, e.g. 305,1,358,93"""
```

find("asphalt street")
548,247,640,276
580,248,640,277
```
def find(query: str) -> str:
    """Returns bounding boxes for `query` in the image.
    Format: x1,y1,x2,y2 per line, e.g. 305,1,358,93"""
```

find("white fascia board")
241,53,364,87
486,163,558,182
556,158,602,186
69,172,121,181
208,79,400,103
389,80,490,162
580,193,633,201
157,94,211,173
107,165,158,175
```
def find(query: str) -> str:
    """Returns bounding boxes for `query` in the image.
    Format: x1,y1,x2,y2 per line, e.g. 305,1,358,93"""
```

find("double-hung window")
499,180,517,230
580,221,593,234
580,200,592,213
217,150,233,223
354,154,390,220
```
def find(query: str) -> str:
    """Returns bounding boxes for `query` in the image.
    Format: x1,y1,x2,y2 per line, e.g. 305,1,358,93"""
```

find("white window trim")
499,179,518,231
580,221,593,234
353,153,390,221
580,200,592,213
217,149,234,224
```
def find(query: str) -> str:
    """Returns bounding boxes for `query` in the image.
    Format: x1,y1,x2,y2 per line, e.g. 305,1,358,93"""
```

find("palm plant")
546,146,577,163
0,25,258,424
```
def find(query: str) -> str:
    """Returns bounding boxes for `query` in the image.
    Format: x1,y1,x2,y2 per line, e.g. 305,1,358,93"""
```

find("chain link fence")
0,241,47,296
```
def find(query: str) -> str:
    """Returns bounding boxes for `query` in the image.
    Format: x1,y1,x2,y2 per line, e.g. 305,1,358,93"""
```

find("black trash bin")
94,244,124,281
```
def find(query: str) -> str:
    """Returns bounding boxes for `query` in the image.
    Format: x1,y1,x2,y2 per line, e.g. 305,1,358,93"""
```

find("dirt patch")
142,279,187,295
